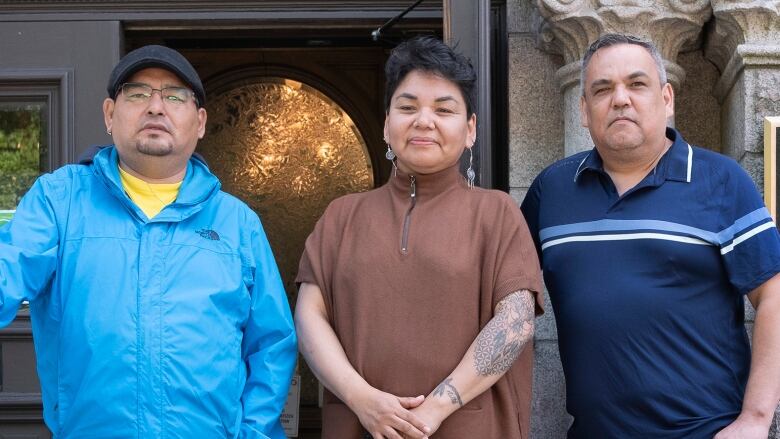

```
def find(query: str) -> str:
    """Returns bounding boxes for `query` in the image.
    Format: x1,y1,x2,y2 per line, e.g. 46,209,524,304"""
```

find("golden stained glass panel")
198,78,374,403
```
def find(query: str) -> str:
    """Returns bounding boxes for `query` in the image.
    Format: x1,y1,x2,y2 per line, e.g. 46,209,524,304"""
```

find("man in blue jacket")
0,45,297,438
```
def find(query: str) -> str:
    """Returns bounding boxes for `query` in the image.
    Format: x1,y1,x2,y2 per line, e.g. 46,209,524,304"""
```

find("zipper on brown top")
401,175,417,253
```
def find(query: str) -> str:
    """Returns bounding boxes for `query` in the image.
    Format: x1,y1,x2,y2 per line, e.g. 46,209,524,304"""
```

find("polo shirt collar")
661,127,693,183
574,127,693,184
573,146,603,182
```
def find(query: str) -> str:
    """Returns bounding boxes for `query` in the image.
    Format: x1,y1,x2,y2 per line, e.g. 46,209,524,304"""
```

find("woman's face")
384,70,476,175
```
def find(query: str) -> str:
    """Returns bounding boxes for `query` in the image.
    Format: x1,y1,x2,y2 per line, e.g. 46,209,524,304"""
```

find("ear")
579,94,589,128
103,98,115,134
197,107,207,139
662,82,675,120
467,113,477,146
383,115,390,144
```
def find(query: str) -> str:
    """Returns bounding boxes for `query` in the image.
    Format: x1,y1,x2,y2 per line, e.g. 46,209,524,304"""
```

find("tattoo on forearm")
432,377,463,407
473,290,535,376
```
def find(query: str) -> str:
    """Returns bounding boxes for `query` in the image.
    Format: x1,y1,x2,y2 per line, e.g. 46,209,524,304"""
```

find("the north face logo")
196,229,220,241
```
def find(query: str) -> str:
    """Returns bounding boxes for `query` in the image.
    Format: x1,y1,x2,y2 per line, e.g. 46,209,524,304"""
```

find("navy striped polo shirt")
521,128,780,438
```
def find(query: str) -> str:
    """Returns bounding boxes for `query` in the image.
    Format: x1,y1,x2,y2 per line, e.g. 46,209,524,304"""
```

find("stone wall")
507,1,780,437
507,1,570,436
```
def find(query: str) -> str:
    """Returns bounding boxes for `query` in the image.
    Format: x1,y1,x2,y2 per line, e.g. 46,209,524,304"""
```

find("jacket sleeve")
0,177,60,327
239,212,297,439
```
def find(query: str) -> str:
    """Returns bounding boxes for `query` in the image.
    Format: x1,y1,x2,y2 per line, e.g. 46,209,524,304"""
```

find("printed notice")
281,375,300,437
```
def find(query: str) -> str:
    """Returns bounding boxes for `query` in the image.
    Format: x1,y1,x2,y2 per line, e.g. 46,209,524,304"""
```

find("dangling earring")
107,128,112,135
466,147,475,189
385,144,395,161
386,144,398,176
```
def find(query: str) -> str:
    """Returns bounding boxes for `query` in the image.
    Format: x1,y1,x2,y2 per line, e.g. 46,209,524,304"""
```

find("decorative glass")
199,78,374,405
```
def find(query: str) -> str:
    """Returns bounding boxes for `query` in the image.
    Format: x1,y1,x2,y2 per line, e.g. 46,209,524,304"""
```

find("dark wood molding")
0,0,443,23
444,0,495,188
476,0,492,189
0,312,32,341
0,393,44,422
0,68,76,167
490,0,508,191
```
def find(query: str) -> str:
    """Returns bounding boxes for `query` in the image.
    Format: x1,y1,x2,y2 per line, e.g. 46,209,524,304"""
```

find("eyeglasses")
119,82,197,106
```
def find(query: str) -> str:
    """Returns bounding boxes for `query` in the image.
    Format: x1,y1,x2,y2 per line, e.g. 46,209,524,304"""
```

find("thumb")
398,395,425,409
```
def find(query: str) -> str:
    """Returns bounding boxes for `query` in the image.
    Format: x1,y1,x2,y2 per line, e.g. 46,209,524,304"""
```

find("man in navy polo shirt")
521,33,780,438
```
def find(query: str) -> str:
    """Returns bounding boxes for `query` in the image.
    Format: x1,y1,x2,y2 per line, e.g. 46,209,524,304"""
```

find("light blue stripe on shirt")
539,207,773,248
716,207,772,244
539,219,720,245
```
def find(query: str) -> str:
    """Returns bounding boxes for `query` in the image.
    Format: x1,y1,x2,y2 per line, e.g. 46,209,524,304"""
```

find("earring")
107,129,112,135
385,144,397,176
466,147,475,189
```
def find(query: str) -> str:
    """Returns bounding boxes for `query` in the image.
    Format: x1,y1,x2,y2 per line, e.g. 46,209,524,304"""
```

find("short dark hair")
384,36,477,117
580,33,667,95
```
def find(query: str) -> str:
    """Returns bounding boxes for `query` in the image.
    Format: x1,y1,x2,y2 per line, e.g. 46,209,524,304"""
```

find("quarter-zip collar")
389,163,465,198
388,163,465,254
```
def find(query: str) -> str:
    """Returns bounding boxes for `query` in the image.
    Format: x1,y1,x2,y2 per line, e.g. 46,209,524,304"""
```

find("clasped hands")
350,386,447,439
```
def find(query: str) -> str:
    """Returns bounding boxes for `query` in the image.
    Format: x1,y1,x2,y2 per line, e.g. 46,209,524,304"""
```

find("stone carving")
535,0,713,89
706,1,780,101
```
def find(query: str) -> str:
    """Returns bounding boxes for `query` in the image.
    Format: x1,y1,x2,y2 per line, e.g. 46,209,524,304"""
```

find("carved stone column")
706,4,780,436
534,0,711,155
706,1,780,188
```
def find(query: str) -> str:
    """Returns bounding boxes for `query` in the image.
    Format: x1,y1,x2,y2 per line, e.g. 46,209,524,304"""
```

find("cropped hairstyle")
384,36,477,117
580,33,668,95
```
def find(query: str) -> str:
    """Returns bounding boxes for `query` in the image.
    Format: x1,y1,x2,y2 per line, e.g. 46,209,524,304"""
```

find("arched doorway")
198,69,377,436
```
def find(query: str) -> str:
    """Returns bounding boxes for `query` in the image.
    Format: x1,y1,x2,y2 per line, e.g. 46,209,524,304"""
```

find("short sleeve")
520,175,544,261
489,193,544,315
296,198,343,318
718,163,780,294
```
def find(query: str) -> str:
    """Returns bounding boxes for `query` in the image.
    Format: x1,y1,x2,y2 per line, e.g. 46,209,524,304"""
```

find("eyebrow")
588,70,651,91
395,93,459,104
627,71,650,80
396,93,418,101
589,79,612,90
435,96,458,104
126,81,187,89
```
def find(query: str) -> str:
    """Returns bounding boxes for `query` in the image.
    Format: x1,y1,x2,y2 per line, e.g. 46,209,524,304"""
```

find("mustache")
140,119,172,133
609,114,636,125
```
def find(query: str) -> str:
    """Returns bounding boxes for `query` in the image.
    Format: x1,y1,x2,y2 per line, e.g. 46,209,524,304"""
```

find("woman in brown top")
295,36,543,439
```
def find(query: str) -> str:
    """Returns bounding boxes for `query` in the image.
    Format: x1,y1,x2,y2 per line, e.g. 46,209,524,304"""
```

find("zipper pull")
410,175,416,200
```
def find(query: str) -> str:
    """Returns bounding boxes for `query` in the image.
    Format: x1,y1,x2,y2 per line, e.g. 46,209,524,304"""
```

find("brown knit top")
297,163,543,438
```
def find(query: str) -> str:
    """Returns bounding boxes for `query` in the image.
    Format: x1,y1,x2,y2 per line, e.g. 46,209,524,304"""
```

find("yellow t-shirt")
118,165,182,219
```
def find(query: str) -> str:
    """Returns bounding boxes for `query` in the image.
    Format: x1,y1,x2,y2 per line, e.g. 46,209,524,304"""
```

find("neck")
599,137,672,195
390,162,464,197
118,158,186,183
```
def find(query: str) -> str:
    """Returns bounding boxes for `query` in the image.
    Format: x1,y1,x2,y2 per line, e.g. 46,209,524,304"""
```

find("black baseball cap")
107,45,205,107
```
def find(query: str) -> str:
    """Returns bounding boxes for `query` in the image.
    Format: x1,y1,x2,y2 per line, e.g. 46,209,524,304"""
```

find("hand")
405,400,446,438
349,387,431,439
713,415,771,439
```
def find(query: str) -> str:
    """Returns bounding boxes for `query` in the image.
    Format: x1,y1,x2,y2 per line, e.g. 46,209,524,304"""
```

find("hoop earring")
466,147,475,189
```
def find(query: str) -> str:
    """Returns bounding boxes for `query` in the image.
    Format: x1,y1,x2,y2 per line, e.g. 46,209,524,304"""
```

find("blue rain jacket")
0,146,297,438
